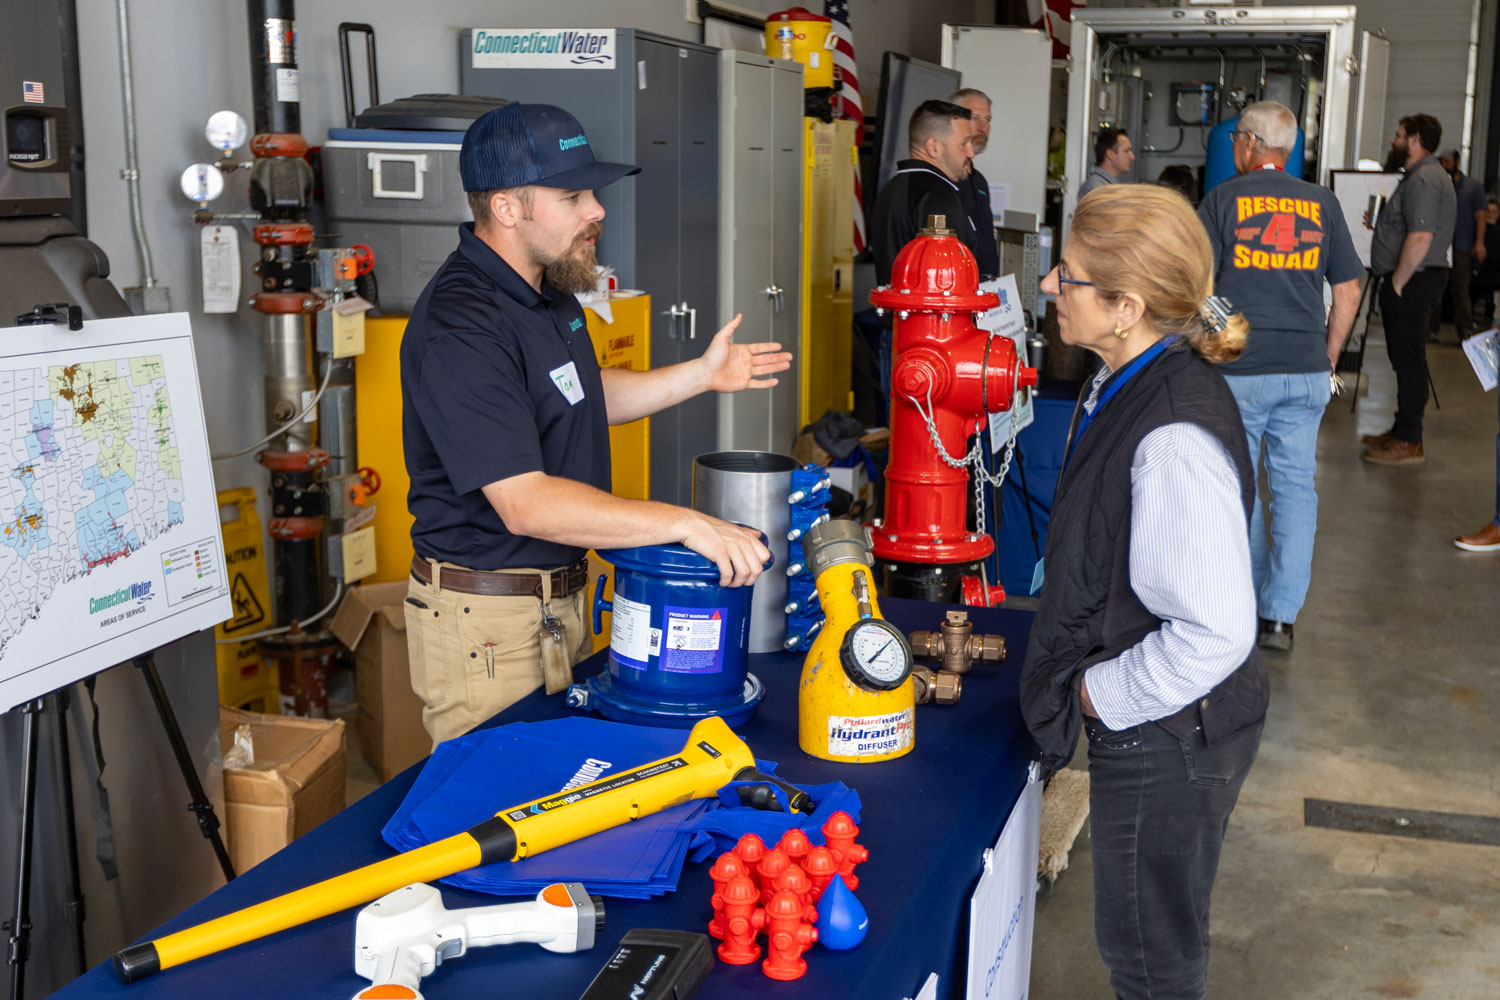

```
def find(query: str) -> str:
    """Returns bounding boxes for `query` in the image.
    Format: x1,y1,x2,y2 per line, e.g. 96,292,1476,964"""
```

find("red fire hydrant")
869,215,1037,606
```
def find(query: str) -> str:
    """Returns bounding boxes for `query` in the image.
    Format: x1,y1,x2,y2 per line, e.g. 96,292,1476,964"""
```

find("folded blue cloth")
383,717,859,898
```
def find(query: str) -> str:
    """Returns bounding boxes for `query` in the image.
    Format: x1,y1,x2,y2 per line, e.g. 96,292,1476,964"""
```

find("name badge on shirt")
549,361,586,406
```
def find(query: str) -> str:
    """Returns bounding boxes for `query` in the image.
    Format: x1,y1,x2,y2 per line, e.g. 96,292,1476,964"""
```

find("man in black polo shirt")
401,104,787,743
1362,113,1456,466
870,100,980,285
1198,101,1363,652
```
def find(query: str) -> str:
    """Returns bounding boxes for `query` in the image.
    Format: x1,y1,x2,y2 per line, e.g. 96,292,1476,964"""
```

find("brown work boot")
1360,426,1396,446
1363,439,1425,465
1454,522,1500,552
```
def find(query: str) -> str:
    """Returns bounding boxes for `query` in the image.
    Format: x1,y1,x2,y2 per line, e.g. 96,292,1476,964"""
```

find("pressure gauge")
205,110,248,152
179,163,224,204
840,619,913,691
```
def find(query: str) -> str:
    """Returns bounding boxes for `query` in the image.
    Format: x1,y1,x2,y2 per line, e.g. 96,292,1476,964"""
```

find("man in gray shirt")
1438,147,1488,341
1363,114,1456,466
1077,127,1133,200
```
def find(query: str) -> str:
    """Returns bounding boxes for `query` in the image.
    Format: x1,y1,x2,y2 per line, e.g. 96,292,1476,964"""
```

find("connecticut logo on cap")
558,134,590,151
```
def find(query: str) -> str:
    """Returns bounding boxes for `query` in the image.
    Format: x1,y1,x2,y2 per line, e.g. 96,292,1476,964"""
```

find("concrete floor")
1029,326,1500,999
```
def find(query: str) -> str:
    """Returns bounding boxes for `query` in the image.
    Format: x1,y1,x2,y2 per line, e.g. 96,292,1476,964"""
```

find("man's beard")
541,224,603,294
1382,145,1407,172
970,135,988,155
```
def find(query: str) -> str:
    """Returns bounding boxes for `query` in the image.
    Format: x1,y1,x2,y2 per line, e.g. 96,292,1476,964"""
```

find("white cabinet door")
941,25,1052,229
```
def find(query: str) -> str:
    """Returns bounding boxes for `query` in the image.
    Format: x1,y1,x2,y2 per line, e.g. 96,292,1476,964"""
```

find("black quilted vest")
1019,342,1269,770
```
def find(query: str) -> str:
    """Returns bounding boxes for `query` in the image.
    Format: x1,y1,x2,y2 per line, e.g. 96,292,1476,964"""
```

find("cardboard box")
330,582,430,782
219,708,346,873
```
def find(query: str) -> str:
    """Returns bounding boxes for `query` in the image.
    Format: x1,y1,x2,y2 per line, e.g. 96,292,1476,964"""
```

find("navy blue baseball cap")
460,103,640,192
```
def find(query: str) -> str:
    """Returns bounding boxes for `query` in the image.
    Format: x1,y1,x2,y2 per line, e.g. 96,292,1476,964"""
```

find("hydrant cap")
869,219,998,312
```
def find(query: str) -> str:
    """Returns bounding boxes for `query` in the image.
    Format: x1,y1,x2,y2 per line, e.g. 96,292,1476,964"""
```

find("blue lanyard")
1074,338,1174,440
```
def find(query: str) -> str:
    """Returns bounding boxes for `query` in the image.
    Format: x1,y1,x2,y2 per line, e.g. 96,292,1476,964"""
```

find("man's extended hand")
699,313,794,394
1475,242,1487,264
677,510,771,587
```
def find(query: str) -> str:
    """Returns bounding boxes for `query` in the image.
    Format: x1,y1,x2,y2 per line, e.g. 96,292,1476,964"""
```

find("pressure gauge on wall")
204,110,249,152
179,163,224,204
840,618,913,691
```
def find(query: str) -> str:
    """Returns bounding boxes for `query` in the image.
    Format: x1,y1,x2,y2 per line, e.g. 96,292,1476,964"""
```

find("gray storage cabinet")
461,29,721,506
717,50,803,454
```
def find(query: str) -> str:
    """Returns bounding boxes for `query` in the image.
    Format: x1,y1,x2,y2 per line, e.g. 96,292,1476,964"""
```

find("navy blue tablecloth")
997,393,1076,598
56,599,1037,1000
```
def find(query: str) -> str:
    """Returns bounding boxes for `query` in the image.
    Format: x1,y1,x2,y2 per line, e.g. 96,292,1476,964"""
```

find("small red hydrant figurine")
760,890,818,981
756,847,791,904
772,861,814,909
801,845,841,902
822,811,869,891
708,853,749,939
777,827,811,867
732,832,767,876
715,875,763,965
868,214,1038,606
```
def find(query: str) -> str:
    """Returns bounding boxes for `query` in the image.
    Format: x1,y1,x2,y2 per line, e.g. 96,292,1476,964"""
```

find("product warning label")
659,606,726,674
827,708,915,757
608,593,652,669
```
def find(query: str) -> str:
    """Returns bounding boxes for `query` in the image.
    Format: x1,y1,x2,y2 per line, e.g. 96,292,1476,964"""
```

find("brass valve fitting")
911,665,963,706
907,610,1006,674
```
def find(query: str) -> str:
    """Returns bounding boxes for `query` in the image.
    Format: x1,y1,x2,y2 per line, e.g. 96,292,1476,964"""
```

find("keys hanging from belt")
539,601,571,695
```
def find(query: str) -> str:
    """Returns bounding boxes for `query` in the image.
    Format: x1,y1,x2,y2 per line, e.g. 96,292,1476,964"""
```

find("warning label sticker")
827,707,915,757
608,593,652,669
660,606,726,674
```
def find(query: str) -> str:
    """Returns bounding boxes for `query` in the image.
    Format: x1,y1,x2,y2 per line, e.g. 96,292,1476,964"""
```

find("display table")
57,599,1038,1000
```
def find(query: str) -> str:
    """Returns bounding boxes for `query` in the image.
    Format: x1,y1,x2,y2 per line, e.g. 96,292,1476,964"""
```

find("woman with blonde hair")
1021,185,1266,1000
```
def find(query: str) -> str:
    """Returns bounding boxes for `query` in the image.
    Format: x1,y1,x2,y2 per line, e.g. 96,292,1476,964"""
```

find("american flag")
825,1,865,252
22,81,45,104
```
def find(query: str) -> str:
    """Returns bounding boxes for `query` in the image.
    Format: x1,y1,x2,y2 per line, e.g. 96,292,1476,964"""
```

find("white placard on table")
966,767,1042,1000
0,313,231,710
976,274,1035,450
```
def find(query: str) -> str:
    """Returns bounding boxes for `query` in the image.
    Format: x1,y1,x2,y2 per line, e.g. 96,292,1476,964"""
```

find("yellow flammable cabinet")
800,117,857,427
355,297,652,623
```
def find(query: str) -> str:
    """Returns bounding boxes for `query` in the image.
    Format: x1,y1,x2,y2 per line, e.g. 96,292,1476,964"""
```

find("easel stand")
4,652,236,998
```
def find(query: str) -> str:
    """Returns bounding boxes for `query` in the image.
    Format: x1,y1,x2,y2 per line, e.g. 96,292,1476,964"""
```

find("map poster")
0,313,230,711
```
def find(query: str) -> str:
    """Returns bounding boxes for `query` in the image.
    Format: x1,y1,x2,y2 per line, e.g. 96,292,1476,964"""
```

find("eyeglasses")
1228,129,1263,145
1057,261,1096,289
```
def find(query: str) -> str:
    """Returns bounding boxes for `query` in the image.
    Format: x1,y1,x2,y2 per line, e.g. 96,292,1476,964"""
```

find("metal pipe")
264,313,315,450
114,0,156,287
691,451,800,652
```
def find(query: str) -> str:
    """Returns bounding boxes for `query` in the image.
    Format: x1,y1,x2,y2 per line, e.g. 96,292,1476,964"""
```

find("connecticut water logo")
89,580,154,615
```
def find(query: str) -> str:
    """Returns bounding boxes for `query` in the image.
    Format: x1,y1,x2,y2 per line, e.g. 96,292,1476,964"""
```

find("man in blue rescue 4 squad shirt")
1198,101,1363,653
400,104,790,745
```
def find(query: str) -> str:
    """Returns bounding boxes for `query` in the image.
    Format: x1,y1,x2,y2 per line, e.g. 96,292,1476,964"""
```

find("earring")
1114,326,1129,340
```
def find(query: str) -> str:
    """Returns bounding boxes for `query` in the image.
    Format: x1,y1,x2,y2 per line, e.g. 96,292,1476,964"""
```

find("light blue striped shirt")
1074,365,1258,730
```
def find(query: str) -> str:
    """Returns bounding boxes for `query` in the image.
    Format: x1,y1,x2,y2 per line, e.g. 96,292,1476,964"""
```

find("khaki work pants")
404,561,592,747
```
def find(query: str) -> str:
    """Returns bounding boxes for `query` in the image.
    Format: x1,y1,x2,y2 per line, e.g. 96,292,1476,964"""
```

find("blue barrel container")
1204,115,1305,194
568,539,772,728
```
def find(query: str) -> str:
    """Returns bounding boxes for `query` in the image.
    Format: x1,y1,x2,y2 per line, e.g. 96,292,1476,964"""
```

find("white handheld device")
350,882,604,1000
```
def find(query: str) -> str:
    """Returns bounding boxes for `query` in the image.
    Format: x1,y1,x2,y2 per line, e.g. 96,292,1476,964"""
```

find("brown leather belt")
410,555,589,599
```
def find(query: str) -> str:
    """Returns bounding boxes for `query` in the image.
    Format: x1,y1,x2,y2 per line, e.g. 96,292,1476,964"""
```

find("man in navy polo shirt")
401,104,789,744
1198,101,1363,652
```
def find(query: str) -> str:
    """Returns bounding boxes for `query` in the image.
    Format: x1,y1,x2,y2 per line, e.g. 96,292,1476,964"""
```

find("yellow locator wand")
115,715,803,983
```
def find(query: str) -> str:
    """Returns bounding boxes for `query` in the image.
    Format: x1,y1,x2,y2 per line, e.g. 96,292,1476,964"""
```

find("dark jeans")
1086,717,1263,1000
1380,267,1448,443
1450,250,1476,338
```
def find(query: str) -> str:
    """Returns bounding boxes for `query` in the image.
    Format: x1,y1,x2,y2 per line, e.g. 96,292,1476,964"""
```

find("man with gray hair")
1196,101,1364,652
948,88,999,277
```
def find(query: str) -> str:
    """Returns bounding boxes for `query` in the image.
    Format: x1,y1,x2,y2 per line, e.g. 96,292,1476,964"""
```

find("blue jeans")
1224,372,1332,624
1087,718,1262,1000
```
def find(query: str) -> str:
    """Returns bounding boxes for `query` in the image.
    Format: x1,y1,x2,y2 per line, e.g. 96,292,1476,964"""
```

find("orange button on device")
541,883,573,908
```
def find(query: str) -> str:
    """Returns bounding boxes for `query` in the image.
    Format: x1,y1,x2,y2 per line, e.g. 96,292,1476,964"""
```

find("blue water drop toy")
816,874,868,950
